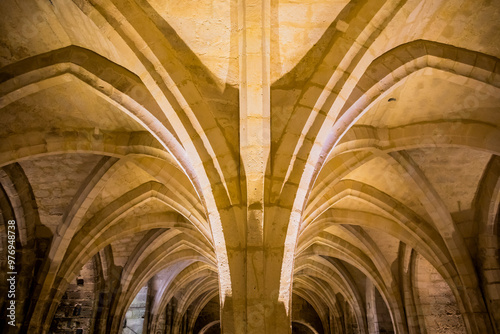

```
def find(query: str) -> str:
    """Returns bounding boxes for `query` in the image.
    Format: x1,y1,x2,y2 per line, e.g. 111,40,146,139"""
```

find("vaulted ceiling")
0,0,499,334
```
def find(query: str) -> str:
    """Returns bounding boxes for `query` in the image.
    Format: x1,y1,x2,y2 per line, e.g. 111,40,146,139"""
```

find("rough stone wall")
155,310,167,334
50,258,97,334
0,1,499,333
375,289,394,333
414,254,466,334
123,286,148,334
19,154,102,235
344,301,359,334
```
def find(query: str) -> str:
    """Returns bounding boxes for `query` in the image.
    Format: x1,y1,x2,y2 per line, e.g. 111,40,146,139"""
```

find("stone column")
365,279,379,334
219,0,291,332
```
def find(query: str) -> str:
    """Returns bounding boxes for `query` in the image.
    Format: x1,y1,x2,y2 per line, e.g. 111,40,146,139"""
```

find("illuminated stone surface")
0,0,499,333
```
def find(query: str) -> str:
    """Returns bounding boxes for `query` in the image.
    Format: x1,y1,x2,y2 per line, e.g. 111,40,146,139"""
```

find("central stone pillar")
219,0,291,332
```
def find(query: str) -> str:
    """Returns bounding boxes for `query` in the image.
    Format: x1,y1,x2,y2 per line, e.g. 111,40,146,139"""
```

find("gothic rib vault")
0,0,500,333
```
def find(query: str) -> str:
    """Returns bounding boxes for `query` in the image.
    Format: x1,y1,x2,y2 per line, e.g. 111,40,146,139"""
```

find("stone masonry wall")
123,285,148,334
50,258,97,334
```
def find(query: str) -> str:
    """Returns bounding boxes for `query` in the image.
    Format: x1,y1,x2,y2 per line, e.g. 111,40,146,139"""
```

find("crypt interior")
0,0,500,333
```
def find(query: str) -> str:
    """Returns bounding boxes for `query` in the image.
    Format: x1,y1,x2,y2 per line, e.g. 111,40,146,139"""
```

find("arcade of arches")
0,0,499,333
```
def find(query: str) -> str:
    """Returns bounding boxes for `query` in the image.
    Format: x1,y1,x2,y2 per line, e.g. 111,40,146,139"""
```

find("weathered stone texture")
0,0,499,333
